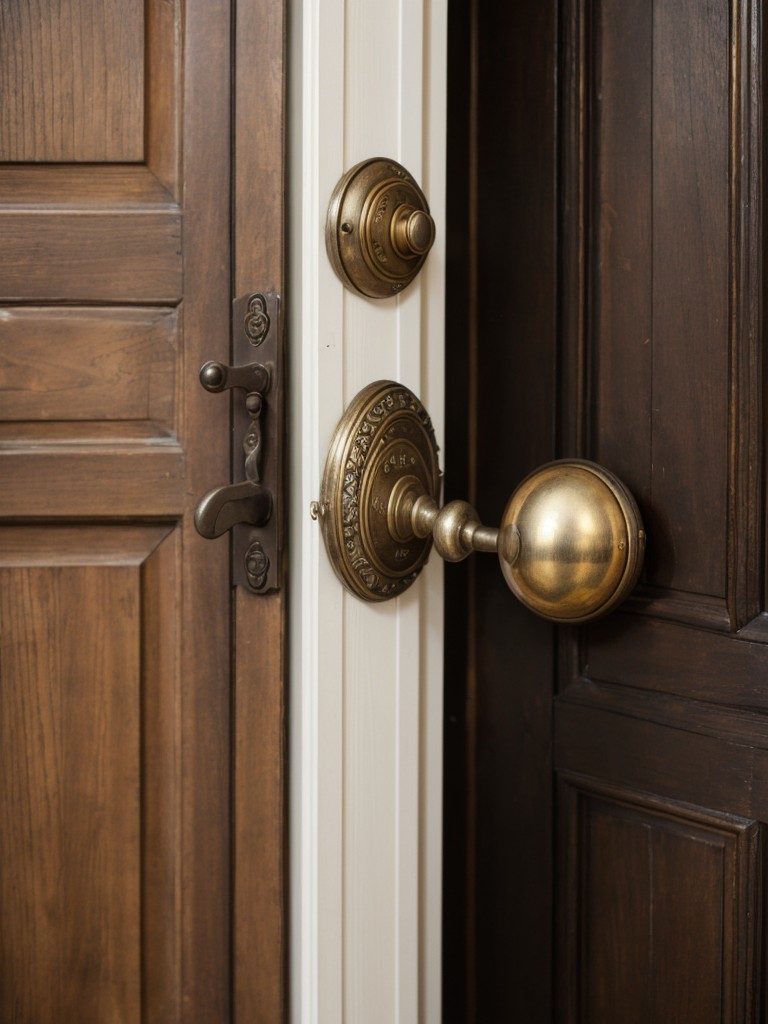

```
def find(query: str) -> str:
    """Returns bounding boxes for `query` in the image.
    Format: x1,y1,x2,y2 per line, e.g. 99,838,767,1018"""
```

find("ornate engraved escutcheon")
325,158,436,299
316,381,646,622
317,380,441,600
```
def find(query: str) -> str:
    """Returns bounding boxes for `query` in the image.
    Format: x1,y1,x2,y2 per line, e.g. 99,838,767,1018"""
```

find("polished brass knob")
316,381,645,623
326,158,436,298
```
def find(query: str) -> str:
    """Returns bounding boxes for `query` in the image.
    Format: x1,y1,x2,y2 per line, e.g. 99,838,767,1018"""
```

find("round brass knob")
317,381,645,621
498,461,644,623
326,158,436,298
391,205,435,259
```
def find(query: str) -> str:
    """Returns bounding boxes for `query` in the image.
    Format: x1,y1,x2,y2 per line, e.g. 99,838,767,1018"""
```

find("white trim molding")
289,2,447,1021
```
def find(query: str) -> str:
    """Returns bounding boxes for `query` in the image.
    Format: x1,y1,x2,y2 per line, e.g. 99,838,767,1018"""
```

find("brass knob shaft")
317,381,645,623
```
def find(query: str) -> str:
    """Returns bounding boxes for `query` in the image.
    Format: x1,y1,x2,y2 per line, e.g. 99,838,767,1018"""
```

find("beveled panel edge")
0,211,182,304
727,0,764,631
145,0,183,198
0,166,179,209
558,770,761,841
0,524,173,566
0,443,185,518
559,676,768,751
555,699,768,820
558,0,589,459
624,587,731,631
0,423,177,442
574,612,768,709
141,528,183,1018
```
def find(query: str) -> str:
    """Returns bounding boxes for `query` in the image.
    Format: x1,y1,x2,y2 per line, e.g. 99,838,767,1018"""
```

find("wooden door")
0,2,285,1021
445,1,766,1021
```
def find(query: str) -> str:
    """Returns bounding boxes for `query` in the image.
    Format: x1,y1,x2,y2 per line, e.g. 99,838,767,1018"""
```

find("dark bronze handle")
194,480,272,539
194,360,272,534
199,359,270,395
194,289,282,593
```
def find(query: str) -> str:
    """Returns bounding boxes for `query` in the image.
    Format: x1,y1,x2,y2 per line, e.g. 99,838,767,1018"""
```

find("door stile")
180,0,233,1017
232,0,288,1019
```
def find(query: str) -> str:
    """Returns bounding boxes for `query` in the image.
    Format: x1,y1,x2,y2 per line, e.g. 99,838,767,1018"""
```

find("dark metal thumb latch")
194,290,283,593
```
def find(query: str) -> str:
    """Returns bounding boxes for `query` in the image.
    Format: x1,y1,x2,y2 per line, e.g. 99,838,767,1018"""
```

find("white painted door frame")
288,2,447,1021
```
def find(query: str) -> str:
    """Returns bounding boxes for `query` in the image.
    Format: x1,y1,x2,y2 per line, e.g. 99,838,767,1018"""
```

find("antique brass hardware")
315,381,645,622
325,158,436,298
194,290,283,592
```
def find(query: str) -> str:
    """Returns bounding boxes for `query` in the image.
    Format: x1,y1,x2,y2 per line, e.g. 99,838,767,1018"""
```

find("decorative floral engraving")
244,293,270,346
339,384,438,600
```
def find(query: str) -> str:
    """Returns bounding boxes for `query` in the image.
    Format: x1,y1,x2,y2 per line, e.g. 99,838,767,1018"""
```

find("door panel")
0,0,145,163
0,526,180,1020
447,0,767,1020
0,307,177,424
0,0,285,1019
558,2,764,1015
559,778,759,1023
582,0,733,610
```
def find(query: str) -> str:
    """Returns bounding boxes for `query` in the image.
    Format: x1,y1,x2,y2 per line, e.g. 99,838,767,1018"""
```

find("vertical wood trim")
142,530,183,1022
145,0,183,197
233,594,286,1021
560,0,589,460
728,0,764,629
180,0,233,1017
232,0,288,1019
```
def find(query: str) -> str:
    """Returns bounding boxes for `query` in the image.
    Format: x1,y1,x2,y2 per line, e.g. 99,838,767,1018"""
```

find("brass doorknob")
314,381,645,623
325,158,436,298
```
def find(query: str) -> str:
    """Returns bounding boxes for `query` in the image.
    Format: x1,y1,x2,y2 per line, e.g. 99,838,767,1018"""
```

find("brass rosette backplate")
326,157,436,299
319,380,441,600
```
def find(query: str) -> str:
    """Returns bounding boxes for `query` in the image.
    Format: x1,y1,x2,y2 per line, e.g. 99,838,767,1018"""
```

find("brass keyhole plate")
319,380,440,600
326,158,436,299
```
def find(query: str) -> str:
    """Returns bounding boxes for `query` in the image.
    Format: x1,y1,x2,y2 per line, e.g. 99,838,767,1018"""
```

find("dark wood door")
445,1,765,1021
0,2,285,1020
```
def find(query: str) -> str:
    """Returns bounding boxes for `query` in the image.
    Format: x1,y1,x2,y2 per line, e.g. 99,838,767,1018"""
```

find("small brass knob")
317,381,645,622
391,205,435,259
326,158,435,298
